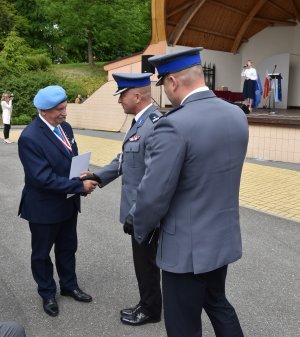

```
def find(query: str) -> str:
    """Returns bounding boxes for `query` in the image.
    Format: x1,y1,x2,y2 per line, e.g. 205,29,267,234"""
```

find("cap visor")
113,87,128,96
155,76,164,86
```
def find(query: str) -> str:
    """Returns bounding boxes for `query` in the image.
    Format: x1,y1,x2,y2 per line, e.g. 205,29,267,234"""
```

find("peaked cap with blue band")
148,47,204,86
112,73,153,96
34,85,67,110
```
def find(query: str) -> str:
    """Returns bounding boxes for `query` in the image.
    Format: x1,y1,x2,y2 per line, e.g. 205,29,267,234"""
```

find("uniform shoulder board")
149,113,162,123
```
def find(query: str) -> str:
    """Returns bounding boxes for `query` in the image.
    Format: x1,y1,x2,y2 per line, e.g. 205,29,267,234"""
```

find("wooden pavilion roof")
160,0,300,53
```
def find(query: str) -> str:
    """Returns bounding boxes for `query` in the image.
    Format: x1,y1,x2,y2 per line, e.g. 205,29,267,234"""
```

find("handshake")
80,172,101,195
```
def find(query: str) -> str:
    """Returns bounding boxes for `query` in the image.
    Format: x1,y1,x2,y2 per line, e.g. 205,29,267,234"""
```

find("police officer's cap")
112,73,153,96
34,85,68,110
148,47,204,86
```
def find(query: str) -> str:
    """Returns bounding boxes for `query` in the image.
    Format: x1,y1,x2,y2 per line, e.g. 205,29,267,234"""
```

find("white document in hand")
67,152,91,198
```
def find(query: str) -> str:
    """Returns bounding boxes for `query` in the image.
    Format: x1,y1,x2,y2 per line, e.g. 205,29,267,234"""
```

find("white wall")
167,45,242,91
240,25,300,107
289,54,300,106
169,24,300,107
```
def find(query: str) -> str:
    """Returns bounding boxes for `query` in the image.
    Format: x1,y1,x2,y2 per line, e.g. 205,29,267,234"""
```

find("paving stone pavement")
8,129,300,224
0,128,299,337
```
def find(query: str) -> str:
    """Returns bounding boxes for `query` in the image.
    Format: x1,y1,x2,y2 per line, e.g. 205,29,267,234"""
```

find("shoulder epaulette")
165,105,184,116
149,113,162,123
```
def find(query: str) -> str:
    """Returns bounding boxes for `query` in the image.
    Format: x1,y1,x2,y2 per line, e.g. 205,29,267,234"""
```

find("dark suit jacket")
18,116,84,224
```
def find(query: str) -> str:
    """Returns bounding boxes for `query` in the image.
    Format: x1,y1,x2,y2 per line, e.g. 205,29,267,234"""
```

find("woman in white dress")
241,60,258,113
1,93,13,143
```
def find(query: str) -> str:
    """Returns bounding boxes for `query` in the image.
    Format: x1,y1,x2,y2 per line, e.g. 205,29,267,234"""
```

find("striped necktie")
53,126,64,140
53,126,70,155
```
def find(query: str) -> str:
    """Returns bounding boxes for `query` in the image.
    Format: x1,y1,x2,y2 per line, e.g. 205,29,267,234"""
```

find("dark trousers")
29,213,78,299
3,124,11,139
131,230,162,318
162,265,244,337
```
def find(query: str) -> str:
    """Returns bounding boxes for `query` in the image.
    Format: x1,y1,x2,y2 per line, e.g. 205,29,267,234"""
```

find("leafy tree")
38,0,151,63
0,0,28,49
0,30,51,76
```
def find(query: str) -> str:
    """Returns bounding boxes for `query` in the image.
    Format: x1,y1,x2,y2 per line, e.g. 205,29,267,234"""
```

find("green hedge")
0,70,96,124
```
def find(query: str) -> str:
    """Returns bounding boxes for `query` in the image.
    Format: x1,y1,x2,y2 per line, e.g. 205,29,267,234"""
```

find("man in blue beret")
18,85,98,317
82,73,163,326
130,48,248,337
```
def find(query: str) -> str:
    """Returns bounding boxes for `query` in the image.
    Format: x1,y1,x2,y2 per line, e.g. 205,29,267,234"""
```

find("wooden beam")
150,0,167,44
254,16,297,25
168,0,208,46
167,1,194,19
231,0,268,54
168,21,248,42
290,0,300,21
268,0,295,18
210,0,298,23
209,0,247,16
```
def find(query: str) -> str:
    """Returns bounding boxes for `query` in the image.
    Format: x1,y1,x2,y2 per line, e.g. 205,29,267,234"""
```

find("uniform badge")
149,113,162,123
129,135,141,142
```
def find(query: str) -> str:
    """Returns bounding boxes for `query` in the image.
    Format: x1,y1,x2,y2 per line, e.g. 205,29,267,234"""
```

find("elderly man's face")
42,101,67,126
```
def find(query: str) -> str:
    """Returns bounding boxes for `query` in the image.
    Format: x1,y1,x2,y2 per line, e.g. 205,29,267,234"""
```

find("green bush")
12,114,33,125
0,71,63,121
25,54,52,71
0,68,104,124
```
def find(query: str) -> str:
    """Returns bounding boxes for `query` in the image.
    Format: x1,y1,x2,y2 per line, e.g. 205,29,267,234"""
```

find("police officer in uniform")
84,73,162,325
129,49,248,337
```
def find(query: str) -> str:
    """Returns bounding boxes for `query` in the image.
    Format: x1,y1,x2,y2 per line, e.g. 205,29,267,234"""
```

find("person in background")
75,94,83,104
241,59,258,113
0,321,26,337
1,93,13,143
18,85,98,317
82,73,162,326
128,48,248,337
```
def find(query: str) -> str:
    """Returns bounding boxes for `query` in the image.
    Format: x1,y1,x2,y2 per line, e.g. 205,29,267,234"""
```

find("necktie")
131,119,136,128
53,126,70,155
53,126,64,140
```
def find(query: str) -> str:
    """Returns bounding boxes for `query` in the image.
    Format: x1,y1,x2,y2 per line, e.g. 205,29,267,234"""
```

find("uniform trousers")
29,213,78,299
162,265,244,337
0,322,26,337
131,230,162,318
3,124,11,139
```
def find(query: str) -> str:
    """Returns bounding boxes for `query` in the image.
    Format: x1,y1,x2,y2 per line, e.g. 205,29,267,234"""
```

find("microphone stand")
269,65,277,115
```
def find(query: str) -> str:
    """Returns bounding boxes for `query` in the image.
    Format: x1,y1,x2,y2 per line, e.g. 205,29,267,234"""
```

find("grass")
49,62,108,96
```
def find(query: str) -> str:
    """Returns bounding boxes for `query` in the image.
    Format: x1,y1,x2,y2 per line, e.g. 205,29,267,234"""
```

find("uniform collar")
180,86,210,105
134,103,153,122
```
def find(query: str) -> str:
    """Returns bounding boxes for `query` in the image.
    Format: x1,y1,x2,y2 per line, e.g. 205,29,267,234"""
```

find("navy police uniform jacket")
95,104,162,224
18,116,83,224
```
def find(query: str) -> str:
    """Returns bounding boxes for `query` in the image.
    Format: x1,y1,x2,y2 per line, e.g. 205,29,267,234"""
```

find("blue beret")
112,73,152,96
148,47,204,86
33,85,67,110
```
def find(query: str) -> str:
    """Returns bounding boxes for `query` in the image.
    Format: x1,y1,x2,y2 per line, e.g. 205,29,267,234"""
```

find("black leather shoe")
120,303,142,316
60,288,92,302
43,297,59,317
120,308,161,326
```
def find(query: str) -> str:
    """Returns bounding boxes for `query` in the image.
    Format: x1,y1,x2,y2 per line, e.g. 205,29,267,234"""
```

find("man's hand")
123,214,134,235
80,173,101,184
82,180,98,194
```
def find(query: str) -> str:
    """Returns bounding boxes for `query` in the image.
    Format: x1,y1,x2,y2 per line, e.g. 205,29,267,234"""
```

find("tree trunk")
87,31,93,65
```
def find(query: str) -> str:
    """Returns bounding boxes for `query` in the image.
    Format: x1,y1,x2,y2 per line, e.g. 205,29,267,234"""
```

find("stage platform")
249,108,300,127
